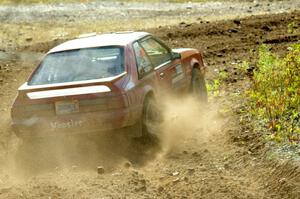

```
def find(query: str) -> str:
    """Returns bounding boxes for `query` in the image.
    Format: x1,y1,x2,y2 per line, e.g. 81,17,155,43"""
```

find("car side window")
140,38,172,68
133,42,153,78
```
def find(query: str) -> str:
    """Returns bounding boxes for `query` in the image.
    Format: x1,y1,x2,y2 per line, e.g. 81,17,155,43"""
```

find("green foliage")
249,44,300,143
207,68,230,97
240,60,250,73
287,21,299,34
207,79,220,97
218,70,228,81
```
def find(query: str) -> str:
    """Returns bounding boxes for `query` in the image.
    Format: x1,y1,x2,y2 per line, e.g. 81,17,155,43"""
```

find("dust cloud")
2,120,133,180
9,134,133,178
158,96,222,155
2,93,222,180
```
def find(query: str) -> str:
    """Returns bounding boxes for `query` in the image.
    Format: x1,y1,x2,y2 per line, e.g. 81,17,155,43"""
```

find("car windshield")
28,46,124,85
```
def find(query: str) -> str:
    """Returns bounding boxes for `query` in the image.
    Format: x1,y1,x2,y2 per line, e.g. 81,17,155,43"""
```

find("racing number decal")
171,64,185,86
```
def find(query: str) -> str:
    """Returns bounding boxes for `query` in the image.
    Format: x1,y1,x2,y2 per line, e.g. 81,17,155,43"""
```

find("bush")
249,44,300,143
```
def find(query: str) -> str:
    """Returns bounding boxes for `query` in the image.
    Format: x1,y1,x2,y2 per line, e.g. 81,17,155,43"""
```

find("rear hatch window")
28,46,124,85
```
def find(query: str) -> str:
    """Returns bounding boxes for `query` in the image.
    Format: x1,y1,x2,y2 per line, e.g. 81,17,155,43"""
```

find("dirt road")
0,1,300,199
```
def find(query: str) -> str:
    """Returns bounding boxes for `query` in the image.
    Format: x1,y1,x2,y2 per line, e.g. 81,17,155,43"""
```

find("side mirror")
172,52,181,60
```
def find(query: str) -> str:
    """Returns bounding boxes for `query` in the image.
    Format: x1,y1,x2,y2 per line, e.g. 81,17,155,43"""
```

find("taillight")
79,95,127,112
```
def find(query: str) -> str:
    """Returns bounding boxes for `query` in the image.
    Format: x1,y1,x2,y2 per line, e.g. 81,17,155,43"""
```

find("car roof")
48,31,150,53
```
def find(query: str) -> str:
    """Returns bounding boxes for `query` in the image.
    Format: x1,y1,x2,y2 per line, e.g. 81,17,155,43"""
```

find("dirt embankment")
0,9,300,199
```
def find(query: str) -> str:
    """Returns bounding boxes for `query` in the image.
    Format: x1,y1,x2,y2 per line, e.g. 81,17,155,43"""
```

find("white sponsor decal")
172,64,184,85
50,119,83,129
175,64,183,75
172,74,185,84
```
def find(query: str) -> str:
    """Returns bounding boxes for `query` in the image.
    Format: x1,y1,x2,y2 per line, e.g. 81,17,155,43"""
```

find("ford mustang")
11,31,207,140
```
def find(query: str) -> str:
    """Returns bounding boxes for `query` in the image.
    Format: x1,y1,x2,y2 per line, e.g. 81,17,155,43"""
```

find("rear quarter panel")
123,44,156,127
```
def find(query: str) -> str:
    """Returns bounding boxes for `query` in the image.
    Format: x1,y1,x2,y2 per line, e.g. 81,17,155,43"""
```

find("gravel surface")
0,0,299,23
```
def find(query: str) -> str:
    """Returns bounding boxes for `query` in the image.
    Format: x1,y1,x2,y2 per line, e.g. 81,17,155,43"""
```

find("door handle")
159,72,165,79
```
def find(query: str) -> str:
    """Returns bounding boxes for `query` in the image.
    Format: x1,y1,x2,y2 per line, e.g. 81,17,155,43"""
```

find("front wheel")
191,68,208,103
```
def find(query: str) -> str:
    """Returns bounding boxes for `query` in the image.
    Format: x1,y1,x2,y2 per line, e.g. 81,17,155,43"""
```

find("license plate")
55,100,79,115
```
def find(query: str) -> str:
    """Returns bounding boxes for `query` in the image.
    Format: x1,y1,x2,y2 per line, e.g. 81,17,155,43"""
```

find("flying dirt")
0,1,300,198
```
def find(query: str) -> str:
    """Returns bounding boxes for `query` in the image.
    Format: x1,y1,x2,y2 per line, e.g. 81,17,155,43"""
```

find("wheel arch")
191,61,200,70
189,50,205,69
142,89,155,107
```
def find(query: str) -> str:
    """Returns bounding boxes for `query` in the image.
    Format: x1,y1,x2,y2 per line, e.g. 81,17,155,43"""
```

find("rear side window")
133,42,153,78
28,46,124,85
139,38,172,67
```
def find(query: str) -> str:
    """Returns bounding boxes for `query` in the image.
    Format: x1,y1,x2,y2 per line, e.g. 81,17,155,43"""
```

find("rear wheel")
125,97,162,163
191,68,208,103
141,97,161,143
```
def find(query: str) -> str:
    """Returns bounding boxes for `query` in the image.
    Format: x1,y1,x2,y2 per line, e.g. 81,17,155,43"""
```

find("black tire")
191,68,208,103
141,97,161,142
125,97,162,163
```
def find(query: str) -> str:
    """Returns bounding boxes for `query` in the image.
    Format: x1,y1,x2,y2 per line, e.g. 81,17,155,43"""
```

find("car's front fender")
172,48,205,72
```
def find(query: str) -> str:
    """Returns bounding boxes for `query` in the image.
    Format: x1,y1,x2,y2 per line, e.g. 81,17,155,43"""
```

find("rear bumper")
11,107,138,138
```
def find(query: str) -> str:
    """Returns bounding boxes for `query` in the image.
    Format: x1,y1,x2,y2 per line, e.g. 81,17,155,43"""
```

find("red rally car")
11,31,207,139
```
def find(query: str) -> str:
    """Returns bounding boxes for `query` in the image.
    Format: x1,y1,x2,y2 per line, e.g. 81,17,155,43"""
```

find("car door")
139,37,186,93
130,41,157,104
